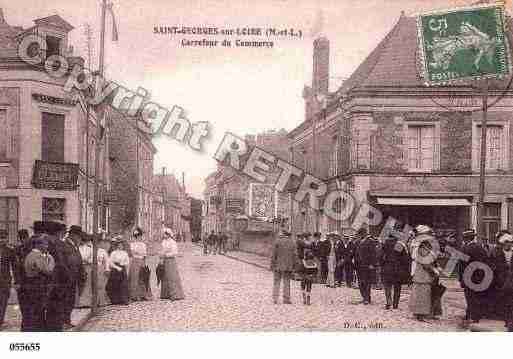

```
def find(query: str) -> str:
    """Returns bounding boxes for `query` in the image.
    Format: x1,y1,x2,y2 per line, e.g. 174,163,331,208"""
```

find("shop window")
42,198,66,222
0,197,18,246
408,125,435,172
41,112,65,163
483,203,501,241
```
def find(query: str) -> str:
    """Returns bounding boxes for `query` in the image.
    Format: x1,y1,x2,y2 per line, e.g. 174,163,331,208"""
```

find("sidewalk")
2,304,90,332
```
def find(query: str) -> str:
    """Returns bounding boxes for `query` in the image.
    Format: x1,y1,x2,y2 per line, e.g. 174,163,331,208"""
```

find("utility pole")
84,23,92,233
91,0,107,314
135,118,140,228
477,79,490,242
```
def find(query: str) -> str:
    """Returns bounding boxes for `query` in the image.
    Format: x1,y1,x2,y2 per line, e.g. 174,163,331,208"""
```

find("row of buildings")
204,11,513,251
0,9,191,244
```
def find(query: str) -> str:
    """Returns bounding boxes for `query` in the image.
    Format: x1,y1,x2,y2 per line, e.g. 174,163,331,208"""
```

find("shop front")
373,197,472,241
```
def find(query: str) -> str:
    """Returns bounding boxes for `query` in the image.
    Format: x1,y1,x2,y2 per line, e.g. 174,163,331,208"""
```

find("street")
83,243,465,331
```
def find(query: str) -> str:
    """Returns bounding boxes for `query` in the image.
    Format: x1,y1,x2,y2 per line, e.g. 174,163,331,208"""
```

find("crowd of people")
270,225,513,331
0,221,185,332
202,230,231,255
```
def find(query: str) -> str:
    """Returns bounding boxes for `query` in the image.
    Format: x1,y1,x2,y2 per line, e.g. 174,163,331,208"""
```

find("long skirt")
98,269,110,306
409,282,432,315
129,258,152,301
76,264,92,308
161,257,185,300
75,265,111,307
106,267,129,305
327,255,336,287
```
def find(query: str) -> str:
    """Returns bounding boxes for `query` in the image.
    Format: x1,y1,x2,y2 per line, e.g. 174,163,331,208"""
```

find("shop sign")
32,93,77,107
32,160,79,191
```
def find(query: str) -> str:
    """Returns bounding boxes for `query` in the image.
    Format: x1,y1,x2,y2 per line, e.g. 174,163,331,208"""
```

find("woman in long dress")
76,235,93,308
160,228,185,301
128,227,152,301
97,241,111,307
408,227,442,321
106,239,130,305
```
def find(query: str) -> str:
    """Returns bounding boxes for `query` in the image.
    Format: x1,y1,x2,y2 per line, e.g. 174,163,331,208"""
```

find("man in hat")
457,229,488,323
316,232,331,284
0,229,16,330
41,221,72,331
60,225,84,328
493,231,513,330
342,233,356,288
22,234,56,331
355,228,377,305
333,232,345,286
270,231,296,304
13,229,32,330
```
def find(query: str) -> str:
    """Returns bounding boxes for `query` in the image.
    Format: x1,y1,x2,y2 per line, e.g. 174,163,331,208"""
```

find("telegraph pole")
477,79,490,242
91,0,107,314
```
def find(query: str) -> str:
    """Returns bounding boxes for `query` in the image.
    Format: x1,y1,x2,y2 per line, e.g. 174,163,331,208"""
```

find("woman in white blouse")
128,227,152,301
106,238,130,305
76,234,111,308
160,228,185,301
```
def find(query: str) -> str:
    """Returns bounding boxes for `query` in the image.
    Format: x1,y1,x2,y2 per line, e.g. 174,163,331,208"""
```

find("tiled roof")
339,14,513,92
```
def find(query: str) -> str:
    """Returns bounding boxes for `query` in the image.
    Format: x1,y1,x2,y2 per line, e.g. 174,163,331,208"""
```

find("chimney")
162,167,166,176
0,9,5,23
312,37,330,95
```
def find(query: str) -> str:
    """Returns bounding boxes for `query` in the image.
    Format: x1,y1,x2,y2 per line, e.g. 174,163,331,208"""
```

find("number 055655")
9,343,40,351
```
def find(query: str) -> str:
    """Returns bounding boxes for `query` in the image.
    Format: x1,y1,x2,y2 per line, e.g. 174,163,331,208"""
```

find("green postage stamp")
417,4,511,86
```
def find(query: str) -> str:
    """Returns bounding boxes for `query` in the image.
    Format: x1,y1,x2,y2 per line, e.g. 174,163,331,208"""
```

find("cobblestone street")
83,243,465,331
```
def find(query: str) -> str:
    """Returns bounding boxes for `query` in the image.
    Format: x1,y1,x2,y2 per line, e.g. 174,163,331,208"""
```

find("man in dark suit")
43,221,70,331
334,233,345,286
61,225,84,329
316,232,331,284
13,228,33,331
0,229,16,330
343,234,356,288
356,231,377,305
493,232,513,331
270,231,296,304
458,229,489,323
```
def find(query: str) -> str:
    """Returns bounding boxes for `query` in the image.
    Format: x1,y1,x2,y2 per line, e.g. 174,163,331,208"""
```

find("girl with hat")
159,228,185,301
106,237,130,305
128,227,152,302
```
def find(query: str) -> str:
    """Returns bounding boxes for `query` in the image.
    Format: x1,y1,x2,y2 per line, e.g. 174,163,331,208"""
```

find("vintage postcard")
1,1,513,353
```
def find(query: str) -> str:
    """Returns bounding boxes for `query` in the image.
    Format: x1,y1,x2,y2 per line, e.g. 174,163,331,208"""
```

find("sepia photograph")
1,0,513,356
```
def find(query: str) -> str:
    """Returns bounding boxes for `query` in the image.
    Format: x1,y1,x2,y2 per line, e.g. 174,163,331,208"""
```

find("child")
301,250,318,305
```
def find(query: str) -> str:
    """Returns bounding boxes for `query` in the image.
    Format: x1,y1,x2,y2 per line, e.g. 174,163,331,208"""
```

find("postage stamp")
417,4,511,86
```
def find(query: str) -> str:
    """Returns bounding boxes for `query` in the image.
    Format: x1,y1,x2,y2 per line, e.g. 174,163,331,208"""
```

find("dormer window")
46,35,61,57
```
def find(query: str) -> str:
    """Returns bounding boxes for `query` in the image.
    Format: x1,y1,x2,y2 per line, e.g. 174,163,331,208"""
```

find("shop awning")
376,197,471,206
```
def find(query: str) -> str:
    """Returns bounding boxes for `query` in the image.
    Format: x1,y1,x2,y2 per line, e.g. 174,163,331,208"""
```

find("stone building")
289,13,513,240
0,10,109,242
204,130,290,255
108,108,157,241
153,170,190,241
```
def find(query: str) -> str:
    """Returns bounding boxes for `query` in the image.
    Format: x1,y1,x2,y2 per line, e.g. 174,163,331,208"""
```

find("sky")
4,0,512,198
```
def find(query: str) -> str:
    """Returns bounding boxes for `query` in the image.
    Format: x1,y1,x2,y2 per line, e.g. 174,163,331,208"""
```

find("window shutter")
0,110,7,160
408,127,419,169
420,126,434,171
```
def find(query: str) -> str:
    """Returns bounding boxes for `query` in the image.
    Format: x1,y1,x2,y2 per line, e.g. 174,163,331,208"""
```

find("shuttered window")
41,112,65,163
476,125,503,170
408,126,434,171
